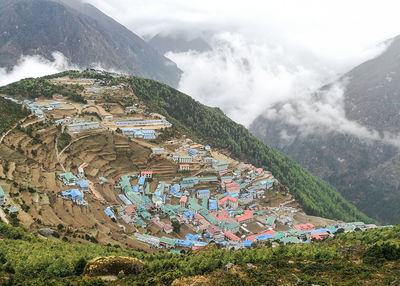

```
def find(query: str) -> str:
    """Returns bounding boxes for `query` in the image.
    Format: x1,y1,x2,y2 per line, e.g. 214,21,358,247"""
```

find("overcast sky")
81,0,400,127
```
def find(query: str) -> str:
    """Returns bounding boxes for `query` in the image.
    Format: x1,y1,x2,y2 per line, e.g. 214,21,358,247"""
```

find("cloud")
262,80,400,148
167,32,386,126
0,52,77,86
82,0,394,127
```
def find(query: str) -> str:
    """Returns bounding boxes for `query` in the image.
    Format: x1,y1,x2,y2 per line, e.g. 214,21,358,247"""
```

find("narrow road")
56,134,92,172
0,116,29,144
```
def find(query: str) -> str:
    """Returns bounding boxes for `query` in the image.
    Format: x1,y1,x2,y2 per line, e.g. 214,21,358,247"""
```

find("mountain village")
0,74,379,253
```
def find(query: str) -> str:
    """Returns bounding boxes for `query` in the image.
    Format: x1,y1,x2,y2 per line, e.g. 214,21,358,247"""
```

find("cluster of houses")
57,171,103,207
98,141,380,251
3,97,64,118
104,148,293,250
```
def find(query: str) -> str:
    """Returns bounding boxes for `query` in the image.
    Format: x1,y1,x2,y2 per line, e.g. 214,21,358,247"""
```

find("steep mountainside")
343,35,400,133
0,0,181,87
250,36,400,224
125,75,373,223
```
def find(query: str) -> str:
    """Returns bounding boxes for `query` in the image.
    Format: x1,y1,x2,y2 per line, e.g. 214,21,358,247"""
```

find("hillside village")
0,73,379,252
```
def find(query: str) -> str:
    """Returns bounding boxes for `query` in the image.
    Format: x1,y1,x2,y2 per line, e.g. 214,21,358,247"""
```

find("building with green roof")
220,221,240,233
266,216,275,226
198,177,218,183
160,236,176,248
144,183,151,195
201,198,209,209
188,198,203,213
58,172,78,185
280,237,301,245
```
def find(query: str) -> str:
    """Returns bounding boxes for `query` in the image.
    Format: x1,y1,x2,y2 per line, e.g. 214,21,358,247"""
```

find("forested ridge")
0,97,30,134
127,77,374,223
0,222,399,285
0,70,374,223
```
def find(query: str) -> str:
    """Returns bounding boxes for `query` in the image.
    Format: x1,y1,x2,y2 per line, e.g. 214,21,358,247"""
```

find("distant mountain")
0,0,182,87
250,36,400,224
148,33,212,54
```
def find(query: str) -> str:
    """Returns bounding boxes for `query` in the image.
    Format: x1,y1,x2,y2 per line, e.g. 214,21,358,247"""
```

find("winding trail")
0,116,30,144
56,134,92,172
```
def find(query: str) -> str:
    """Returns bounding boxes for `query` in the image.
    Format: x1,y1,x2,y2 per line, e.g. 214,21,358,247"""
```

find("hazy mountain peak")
0,0,182,86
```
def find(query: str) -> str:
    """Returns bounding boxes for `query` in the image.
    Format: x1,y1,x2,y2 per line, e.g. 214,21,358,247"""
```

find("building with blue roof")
76,180,90,189
209,199,218,211
61,189,84,200
243,240,253,247
255,234,273,241
104,207,115,219
118,194,132,205
197,189,210,199
138,176,146,185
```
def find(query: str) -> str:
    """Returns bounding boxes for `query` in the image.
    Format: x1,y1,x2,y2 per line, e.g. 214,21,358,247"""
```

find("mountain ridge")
0,0,182,87
250,35,400,224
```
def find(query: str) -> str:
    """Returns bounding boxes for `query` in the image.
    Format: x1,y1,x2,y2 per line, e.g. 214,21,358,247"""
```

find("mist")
83,0,397,129
0,52,76,86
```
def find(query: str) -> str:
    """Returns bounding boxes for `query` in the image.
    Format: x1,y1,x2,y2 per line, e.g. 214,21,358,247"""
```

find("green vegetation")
0,222,399,285
0,77,86,103
0,78,56,99
127,77,374,223
0,97,30,134
57,132,72,151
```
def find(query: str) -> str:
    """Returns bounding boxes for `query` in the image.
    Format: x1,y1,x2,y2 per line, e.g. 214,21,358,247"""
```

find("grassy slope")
0,222,399,285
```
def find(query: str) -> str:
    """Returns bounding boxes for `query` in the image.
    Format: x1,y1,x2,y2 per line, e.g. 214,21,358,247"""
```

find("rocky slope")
250,36,400,224
0,0,181,87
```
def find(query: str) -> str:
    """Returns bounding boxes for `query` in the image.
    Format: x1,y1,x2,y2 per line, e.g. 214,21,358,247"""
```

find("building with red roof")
179,164,190,171
293,223,315,231
311,232,330,240
180,196,188,207
140,171,153,178
224,231,241,242
218,195,238,209
246,230,276,241
236,209,254,223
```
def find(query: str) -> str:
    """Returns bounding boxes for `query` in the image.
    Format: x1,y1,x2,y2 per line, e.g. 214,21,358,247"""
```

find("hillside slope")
125,76,373,223
0,71,373,223
250,36,400,224
0,0,181,87
0,222,399,285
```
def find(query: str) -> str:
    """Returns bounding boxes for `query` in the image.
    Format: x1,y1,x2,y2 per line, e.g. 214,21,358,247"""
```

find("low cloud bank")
0,52,76,86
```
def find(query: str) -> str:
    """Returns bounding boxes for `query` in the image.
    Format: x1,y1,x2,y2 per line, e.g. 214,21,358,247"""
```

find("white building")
135,233,160,247
213,161,229,171
152,148,166,155
66,121,100,133
179,156,193,163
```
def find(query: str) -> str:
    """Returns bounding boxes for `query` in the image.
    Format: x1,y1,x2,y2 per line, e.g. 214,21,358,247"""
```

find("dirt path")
56,134,92,172
0,116,29,144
